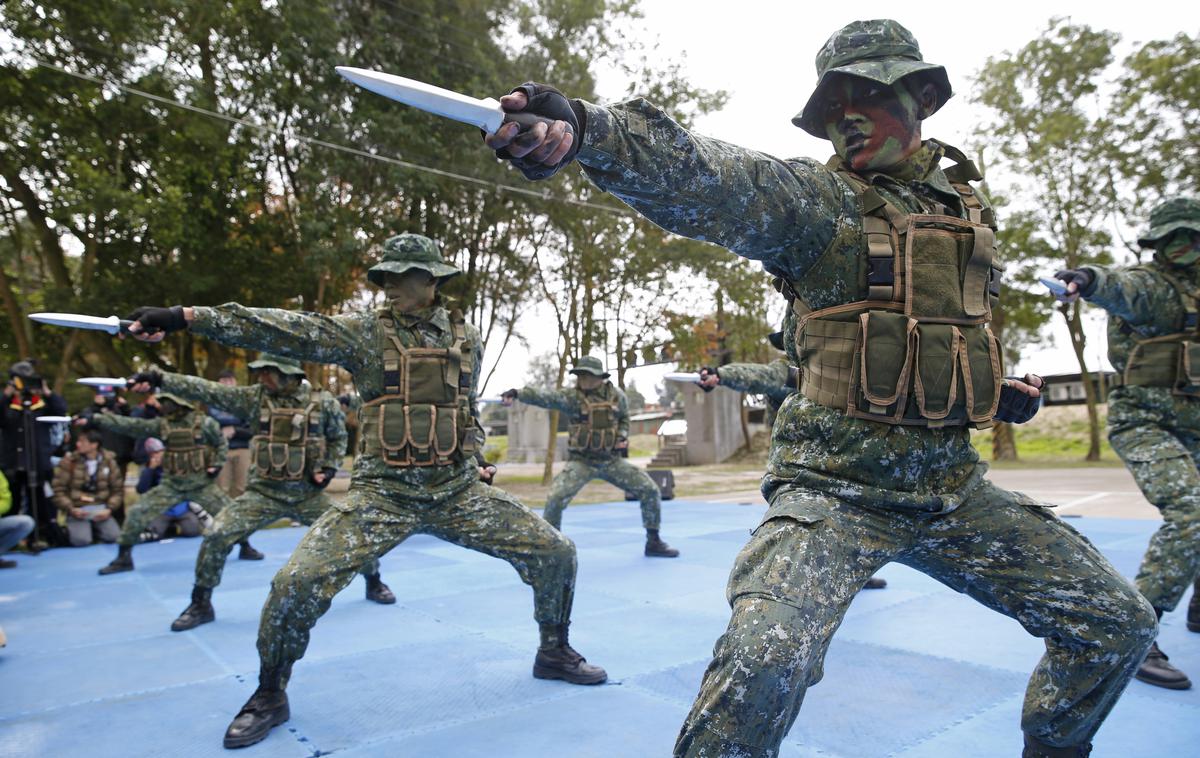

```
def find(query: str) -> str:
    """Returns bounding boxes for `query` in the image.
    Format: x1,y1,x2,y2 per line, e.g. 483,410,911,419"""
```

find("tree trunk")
991,422,1018,461
0,263,32,358
1061,303,1102,461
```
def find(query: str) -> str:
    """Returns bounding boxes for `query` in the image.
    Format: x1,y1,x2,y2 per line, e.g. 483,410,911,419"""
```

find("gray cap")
366,234,461,286
569,356,610,378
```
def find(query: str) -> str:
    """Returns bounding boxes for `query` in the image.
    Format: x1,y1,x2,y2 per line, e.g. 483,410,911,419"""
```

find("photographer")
52,428,124,547
1,361,68,545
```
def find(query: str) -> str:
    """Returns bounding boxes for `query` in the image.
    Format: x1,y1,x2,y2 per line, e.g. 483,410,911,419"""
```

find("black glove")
1053,269,1095,299
313,467,337,489
494,83,584,180
126,306,188,335
698,366,718,393
994,377,1042,424
206,466,222,479
130,370,162,389
501,388,519,401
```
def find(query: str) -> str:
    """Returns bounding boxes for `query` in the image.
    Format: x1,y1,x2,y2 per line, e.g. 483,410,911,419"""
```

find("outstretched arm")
1082,266,1183,334
161,372,260,424
91,414,159,439
516,386,579,415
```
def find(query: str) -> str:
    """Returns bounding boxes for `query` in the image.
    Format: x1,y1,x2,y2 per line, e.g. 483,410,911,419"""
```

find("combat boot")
223,665,291,749
1187,577,1200,633
1022,733,1092,757
365,573,396,604
237,540,264,561
534,622,607,685
98,545,134,575
863,576,887,590
1135,641,1192,690
644,529,679,558
171,585,216,632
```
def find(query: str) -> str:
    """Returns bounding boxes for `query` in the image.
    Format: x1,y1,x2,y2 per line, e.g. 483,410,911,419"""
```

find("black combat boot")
237,540,264,561
863,576,887,590
1022,733,1092,757
223,665,291,749
534,622,607,685
171,585,216,631
364,573,396,604
644,528,679,558
98,545,134,575
1136,641,1193,690
1187,577,1200,633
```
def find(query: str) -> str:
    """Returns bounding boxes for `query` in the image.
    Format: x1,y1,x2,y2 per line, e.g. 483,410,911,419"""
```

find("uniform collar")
391,304,450,334
832,140,962,207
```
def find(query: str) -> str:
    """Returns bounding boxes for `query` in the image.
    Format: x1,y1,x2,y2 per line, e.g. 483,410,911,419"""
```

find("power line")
24,57,630,216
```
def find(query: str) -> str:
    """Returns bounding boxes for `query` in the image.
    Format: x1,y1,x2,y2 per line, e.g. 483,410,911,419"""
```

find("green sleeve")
202,415,228,468
615,387,631,439
517,386,579,414
574,98,856,282
190,303,369,374
1084,265,1183,335
162,373,260,424
0,470,10,515
717,360,795,408
92,413,160,439
319,393,348,470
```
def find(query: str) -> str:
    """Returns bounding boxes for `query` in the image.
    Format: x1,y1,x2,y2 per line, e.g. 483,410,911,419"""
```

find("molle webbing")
788,165,1004,428
161,415,210,475
250,395,324,481
568,387,619,453
359,310,478,466
1119,267,1200,395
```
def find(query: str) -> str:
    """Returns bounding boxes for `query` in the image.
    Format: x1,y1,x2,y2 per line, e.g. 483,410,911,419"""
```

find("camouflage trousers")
256,479,576,679
676,479,1157,756
118,480,235,547
194,485,379,589
1110,423,1200,612
543,457,660,530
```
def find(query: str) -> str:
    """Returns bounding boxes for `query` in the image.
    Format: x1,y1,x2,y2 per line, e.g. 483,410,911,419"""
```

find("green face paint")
383,270,438,313
1161,230,1200,267
821,76,923,172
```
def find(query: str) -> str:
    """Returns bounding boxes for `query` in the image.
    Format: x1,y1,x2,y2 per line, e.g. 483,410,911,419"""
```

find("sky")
478,2,1200,394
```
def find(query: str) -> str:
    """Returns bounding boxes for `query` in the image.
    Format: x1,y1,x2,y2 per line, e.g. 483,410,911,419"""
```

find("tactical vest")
1112,266,1200,396
568,385,620,453
782,152,1004,428
358,309,478,466
250,392,325,481
161,414,211,475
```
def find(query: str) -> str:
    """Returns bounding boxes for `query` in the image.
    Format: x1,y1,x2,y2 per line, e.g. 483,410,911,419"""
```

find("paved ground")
0,488,1194,758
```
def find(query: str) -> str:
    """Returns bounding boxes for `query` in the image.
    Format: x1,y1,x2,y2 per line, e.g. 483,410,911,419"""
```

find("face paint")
1161,230,1200,267
576,374,603,391
384,270,438,313
822,76,924,172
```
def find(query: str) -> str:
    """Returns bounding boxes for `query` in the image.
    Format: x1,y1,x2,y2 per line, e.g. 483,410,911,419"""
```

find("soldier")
90,392,257,575
698,333,886,590
1055,197,1200,691
501,356,678,557
123,233,606,750
127,355,396,634
484,18,1157,757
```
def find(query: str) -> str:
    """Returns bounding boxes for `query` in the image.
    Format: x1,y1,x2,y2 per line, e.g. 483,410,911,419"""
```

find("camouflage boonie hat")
793,19,952,139
156,392,194,410
248,354,306,377
366,233,461,287
569,356,610,378
1138,198,1200,248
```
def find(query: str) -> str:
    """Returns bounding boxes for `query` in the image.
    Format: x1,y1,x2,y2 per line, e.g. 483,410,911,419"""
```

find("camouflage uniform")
156,370,381,591
517,378,661,529
709,359,794,415
543,19,1154,756
92,408,234,548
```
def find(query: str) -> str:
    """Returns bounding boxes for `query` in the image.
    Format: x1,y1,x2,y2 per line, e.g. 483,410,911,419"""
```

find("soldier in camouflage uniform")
125,233,606,750
128,355,395,634
698,333,886,590
91,393,256,575
1056,197,1200,691
485,19,1156,758
501,356,678,557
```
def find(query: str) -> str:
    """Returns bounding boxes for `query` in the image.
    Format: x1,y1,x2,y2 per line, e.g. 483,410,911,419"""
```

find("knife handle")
118,319,161,336
502,110,574,138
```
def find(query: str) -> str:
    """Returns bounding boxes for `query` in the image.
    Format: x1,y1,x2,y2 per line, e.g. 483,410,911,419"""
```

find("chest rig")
783,152,1004,428
568,384,620,453
251,391,325,481
359,309,478,466
161,414,211,475
1111,265,1200,396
